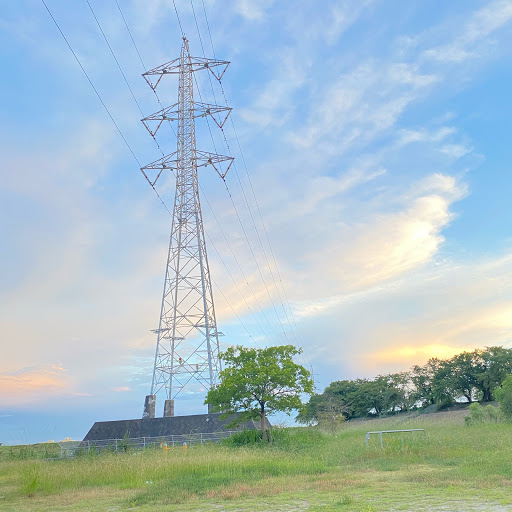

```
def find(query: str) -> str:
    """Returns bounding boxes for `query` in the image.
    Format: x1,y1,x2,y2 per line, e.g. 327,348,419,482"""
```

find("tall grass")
0,438,326,504
0,443,59,461
2,415,512,508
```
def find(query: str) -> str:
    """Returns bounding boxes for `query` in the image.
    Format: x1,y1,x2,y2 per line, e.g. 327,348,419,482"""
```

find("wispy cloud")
233,0,274,21
423,0,512,63
240,48,310,128
297,252,512,378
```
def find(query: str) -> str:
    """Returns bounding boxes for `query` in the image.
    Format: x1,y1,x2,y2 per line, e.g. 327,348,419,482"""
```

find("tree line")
298,346,512,424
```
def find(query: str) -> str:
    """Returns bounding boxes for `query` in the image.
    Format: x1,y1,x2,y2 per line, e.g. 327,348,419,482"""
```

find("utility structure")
140,38,233,419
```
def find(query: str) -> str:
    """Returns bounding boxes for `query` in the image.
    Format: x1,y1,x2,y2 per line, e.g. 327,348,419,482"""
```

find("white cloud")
287,62,438,153
298,174,467,295
240,48,310,128
294,252,512,378
440,144,472,160
233,0,274,21
321,0,378,45
396,126,456,146
423,0,512,63
285,0,377,45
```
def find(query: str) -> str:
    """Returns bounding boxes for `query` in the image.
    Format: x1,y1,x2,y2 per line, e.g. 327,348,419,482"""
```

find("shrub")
223,429,264,446
465,402,503,425
495,375,512,420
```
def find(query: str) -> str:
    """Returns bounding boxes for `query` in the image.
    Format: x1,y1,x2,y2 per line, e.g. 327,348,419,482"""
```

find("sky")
1,0,512,444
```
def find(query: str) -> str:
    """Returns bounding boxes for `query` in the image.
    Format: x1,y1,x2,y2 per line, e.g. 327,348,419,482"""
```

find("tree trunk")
260,404,268,442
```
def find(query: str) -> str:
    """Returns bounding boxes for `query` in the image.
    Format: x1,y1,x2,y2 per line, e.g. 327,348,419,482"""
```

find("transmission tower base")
142,394,156,418
83,413,269,442
163,399,175,417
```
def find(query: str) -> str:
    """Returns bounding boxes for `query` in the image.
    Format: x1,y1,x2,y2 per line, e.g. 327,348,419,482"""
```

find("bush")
465,402,503,425
222,427,326,450
495,375,512,420
223,429,264,446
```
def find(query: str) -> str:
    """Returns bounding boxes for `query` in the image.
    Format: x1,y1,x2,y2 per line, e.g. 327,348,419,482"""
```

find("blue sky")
1,0,512,444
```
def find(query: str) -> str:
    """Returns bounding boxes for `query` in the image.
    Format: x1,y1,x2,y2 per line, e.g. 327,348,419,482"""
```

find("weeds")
2,414,512,511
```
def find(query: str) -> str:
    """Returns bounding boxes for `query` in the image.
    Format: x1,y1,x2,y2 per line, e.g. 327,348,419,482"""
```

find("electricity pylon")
140,37,233,418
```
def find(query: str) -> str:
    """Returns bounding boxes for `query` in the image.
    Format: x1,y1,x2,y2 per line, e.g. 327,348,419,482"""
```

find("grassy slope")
1,408,512,512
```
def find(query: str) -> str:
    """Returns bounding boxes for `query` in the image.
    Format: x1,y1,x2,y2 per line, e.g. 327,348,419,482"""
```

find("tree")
410,358,441,406
297,388,350,429
383,372,414,412
473,347,512,402
205,345,314,441
297,380,357,426
349,378,392,417
299,374,414,423
323,379,362,419
315,393,347,434
296,393,324,425
432,352,479,403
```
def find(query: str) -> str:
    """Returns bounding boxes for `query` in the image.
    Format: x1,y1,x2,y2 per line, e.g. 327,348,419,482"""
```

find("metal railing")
59,430,239,457
365,428,425,448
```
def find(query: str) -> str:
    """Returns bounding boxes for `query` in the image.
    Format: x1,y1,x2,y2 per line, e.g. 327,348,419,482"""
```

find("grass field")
1,409,512,511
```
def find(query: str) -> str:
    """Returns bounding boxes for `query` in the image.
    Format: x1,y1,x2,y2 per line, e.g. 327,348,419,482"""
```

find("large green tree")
432,352,479,403
410,358,441,406
299,374,414,423
205,345,314,441
349,377,401,417
323,379,361,419
474,347,512,401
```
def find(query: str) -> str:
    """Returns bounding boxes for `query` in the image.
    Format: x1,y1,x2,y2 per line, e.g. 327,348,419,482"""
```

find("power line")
188,1,292,345
194,75,286,344
171,0,184,36
111,0,277,348
187,65,285,343
210,274,261,348
201,0,216,58
47,0,309,368
41,0,259,351
86,0,144,118
111,0,274,349
114,0,146,70
200,189,276,344
114,0,176,143
196,1,314,371
86,0,167,159
188,4,294,338
40,0,141,168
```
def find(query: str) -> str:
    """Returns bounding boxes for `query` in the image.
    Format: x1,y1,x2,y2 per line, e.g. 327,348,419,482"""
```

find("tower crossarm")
196,151,234,179
142,102,232,136
143,56,229,90
140,151,178,187
141,151,234,186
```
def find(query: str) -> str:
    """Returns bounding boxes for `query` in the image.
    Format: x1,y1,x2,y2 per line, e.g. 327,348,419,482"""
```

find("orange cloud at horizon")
0,365,69,406
370,343,473,365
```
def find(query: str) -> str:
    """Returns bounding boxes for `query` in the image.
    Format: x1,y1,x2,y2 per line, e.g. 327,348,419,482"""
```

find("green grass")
0,443,60,461
1,412,512,511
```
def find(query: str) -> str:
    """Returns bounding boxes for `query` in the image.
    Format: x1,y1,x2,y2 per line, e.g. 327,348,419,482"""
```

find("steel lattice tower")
140,38,233,418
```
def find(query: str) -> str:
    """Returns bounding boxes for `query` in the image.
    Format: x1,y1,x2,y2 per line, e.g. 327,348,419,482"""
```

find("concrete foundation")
163,399,175,417
142,394,156,419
